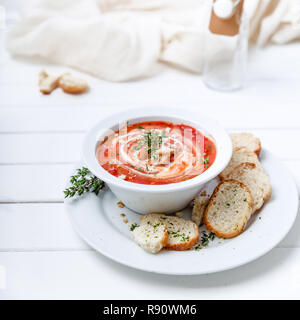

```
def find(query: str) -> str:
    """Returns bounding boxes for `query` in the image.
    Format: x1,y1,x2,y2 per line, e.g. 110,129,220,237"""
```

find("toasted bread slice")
230,133,261,156
140,214,199,251
38,70,59,94
226,162,271,213
58,73,88,94
204,180,253,238
192,191,210,226
132,215,168,254
219,149,262,180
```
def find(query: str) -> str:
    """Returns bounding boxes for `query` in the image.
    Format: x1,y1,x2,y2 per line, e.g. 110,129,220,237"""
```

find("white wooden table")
1,22,300,299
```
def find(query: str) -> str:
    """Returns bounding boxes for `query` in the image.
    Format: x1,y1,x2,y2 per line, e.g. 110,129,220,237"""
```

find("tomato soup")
96,121,216,185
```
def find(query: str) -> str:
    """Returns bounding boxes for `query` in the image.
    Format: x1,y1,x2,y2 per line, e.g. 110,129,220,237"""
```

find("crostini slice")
219,148,262,180
225,162,271,213
204,180,254,238
230,133,261,156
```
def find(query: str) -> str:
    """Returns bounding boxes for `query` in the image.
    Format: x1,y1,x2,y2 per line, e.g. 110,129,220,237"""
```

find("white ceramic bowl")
82,108,232,214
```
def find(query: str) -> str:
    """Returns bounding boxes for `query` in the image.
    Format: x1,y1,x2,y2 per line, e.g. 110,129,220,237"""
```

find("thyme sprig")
64,167,105,198
134,129,168,159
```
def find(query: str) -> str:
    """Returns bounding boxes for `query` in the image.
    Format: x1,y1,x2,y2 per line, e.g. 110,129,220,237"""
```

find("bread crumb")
123,219,128,224
120,213,126,217
200,190,207,197
175,212,184,218
117,201,125,208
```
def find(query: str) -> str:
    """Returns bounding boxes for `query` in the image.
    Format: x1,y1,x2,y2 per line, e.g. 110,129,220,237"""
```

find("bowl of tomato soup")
83,108,232,214
97,121,216,185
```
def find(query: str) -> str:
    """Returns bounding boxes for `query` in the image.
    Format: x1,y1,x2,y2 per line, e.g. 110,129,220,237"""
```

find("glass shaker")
202,0,248,91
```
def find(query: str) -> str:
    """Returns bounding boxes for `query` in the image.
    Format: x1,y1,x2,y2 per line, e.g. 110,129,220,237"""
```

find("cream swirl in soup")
96,121,216,185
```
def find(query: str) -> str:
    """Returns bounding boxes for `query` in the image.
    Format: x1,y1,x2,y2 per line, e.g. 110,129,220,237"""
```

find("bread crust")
264,185,272,201
203,179,254,239
254,141,261,156
40,87,57,95
161,228,169,248
59,84,88,94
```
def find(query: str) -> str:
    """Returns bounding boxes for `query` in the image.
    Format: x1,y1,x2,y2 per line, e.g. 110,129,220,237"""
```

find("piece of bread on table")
204,180,254,238
192,191,209,226
230,133,261,156
219,148,262,180
140,214,199,251
226,162,271,213
132,215,168,254
58,73,88,94
38,70,59,94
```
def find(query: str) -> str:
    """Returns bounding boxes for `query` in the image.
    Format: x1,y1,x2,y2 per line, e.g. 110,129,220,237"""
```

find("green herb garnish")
195,232,216,250
135,129,168,160
64,167,104,198
169,231,190,242
200,232,215,247
203,156,210,168
130,223,139,231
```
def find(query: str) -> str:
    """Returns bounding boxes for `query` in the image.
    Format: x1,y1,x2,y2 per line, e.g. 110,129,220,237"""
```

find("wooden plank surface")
0,164,72,202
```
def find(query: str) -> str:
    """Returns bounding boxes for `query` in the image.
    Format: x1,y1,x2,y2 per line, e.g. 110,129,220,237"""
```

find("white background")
1,2,300,300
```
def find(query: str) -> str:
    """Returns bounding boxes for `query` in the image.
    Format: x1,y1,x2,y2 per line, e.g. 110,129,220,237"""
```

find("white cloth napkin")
6,0,300,81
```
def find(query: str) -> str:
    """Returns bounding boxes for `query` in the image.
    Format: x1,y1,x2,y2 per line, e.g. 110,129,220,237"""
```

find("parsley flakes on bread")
132,214,199,253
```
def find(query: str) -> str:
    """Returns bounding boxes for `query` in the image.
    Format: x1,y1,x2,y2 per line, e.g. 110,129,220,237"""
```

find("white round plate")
65,149,298,275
